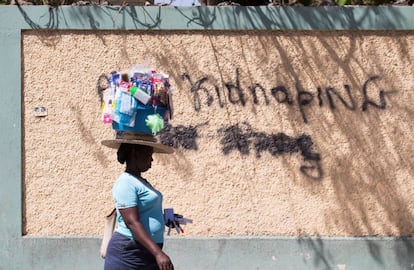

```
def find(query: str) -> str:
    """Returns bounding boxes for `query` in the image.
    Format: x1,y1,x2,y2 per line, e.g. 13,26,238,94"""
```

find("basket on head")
101,131,173,154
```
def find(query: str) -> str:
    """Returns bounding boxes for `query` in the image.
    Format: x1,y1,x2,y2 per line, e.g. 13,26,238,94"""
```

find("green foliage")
336,0,351,5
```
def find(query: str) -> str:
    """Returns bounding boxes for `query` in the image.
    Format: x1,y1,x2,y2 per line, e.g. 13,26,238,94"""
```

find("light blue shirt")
112,172,165,243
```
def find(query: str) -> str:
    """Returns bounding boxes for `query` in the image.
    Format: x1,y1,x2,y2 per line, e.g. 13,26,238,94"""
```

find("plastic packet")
101,87,114,124
111,91,137,127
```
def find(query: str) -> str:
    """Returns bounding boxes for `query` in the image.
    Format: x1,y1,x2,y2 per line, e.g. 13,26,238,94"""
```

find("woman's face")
131,145,154,172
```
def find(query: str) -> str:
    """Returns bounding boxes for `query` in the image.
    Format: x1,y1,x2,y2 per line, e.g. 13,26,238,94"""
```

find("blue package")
112,104,166,135
112,92,137,127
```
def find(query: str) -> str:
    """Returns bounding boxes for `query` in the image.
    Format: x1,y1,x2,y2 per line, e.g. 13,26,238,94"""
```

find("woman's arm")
119,207,174,270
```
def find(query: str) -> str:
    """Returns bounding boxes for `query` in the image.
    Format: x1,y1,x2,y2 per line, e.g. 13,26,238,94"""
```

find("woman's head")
117,143,154,173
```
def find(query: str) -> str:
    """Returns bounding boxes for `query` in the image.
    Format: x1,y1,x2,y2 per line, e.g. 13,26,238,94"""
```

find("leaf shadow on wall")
259,31,414,268
69,102,112,168
149,30,414,267
146,11,408,269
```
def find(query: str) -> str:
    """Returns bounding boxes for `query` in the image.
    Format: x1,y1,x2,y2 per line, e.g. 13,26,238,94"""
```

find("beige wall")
22,30,414,237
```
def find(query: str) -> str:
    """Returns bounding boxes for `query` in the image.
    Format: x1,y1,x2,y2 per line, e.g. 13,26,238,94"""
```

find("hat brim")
101,139,174,154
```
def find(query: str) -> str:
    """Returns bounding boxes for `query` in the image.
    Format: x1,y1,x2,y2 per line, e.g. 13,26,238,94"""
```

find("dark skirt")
104,232,163,270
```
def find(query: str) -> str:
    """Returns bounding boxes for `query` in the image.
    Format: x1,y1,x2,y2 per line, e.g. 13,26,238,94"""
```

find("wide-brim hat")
101,131,174,154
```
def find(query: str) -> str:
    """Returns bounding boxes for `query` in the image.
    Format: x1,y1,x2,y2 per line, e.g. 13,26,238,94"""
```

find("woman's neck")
125,169,150,185
125,168,141,178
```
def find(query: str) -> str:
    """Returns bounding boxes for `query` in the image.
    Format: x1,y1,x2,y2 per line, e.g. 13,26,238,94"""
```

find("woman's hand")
154,251,174,270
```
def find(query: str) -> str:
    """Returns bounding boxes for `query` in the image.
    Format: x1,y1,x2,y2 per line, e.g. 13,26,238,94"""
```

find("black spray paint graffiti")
96,73,110,103
182,70,396,123
159,123,205,151
160,122,322,180
217,122,322,180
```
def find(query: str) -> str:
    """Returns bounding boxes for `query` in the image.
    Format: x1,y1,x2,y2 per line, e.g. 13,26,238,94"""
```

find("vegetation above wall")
1,0,413,6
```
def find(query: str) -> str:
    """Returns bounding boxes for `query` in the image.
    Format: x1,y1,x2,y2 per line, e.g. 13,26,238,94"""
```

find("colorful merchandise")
101,65,173,135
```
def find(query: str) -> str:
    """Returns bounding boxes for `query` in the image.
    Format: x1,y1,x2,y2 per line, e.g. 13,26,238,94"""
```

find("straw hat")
101,131,174,154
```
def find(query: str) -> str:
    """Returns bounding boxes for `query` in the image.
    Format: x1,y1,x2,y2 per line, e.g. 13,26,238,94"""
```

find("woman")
102,132,174,270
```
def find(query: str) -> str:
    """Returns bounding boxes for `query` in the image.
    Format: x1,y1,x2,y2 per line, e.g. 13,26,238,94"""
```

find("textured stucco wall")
22,30,414,237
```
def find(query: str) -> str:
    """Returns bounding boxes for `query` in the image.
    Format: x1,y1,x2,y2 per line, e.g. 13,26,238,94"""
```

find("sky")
154,0,201,5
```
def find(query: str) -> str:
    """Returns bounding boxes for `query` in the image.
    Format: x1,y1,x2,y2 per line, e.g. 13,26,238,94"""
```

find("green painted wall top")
0,5,413,31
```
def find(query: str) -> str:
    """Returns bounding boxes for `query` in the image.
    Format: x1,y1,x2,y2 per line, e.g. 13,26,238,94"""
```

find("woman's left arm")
119,207,174,270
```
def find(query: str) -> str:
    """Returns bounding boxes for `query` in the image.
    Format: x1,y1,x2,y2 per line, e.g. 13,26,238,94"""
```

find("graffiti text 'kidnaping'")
181,69,396,123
